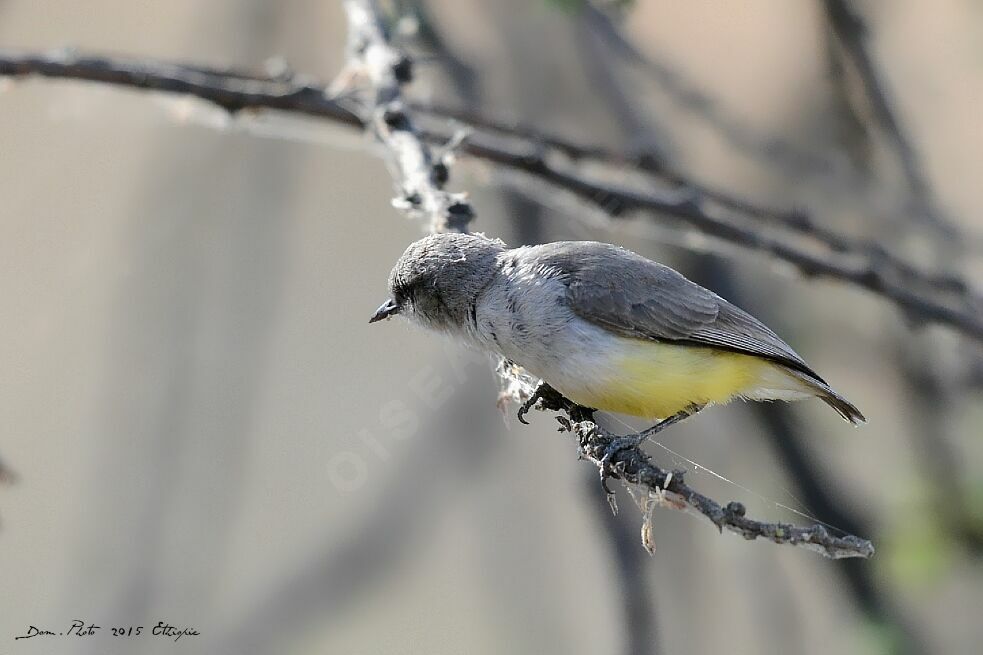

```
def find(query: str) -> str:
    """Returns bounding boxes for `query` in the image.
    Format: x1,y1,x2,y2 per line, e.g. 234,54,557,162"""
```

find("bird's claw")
598,448,623,496
597,435,647,495
599,459,617,496
516,382,566,424
516,389,541,425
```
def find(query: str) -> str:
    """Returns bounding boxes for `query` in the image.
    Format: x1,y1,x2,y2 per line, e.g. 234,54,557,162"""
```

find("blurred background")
1,1,981,653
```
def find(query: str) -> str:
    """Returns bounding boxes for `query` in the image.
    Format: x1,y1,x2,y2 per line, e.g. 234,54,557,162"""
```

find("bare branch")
577,424,875,559
460,133,983,341
414,101,972,297
822,0,961,240
342,0,474,233
580,1,837,181
0,47,979,341
0,47,364,124
516,386,873,559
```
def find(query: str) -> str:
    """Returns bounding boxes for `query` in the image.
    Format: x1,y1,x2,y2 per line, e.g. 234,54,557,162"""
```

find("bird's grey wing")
530,241,824,381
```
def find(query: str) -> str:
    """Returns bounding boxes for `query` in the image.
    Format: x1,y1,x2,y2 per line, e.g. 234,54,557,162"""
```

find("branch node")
380,104,410,131
392,55,413,84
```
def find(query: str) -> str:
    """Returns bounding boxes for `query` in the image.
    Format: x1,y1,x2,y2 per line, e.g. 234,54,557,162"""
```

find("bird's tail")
783,368,866,426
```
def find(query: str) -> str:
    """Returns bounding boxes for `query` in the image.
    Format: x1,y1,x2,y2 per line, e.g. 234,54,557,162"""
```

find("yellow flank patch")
584,341,772,419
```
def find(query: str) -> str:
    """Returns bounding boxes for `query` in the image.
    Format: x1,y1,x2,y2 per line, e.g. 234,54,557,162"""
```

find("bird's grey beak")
369,298,400,323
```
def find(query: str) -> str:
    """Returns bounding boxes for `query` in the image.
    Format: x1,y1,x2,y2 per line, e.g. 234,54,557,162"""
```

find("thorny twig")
342,0,473,233
0,49,980,339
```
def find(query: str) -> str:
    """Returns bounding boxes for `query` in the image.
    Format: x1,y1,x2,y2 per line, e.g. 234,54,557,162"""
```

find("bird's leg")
517,382,595,424
628,402,706,447
600,404,706,480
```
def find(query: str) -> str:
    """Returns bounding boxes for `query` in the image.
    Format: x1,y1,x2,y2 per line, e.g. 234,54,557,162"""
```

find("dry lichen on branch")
342,0,473,234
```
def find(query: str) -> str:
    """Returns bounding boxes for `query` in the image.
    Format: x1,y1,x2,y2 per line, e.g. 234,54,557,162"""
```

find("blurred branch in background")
753,405,927,653
392,0,479,104
586,0,980,252
1,50,980,339
580,1,838,182
555,14,664,651
577,3,973,292
0,455,15,485
819,0,983,564
899,347,983,557
821,0,960,242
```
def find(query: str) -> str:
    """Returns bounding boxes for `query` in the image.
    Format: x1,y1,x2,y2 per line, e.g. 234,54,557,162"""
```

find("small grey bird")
370,232,865,425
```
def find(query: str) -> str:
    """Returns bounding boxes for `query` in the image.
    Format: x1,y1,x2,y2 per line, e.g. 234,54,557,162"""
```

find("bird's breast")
495,314,779,419
470,270,569,363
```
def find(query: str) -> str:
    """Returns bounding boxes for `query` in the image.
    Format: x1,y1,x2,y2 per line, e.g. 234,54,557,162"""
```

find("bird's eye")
393,282,413,304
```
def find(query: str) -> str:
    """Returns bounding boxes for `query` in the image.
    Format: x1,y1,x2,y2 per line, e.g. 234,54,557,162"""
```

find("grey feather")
528,241,821,376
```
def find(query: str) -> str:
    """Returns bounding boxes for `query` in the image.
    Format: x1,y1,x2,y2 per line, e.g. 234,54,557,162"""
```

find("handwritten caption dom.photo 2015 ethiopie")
14,619,199,643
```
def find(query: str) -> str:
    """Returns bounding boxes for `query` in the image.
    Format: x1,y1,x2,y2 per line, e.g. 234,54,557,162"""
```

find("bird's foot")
594,405,705,495
597,437,637,493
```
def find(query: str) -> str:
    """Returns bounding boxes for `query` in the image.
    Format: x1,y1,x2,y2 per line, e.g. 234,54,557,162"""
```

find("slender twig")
581,2,837,181
580,1,979,283
392,0,479,104
532,399,873,559
343,0,474,233
821,0,960,241
462,135,983,340
414,100,972,298
0,48,364,124
0,48,979,341
510,378,873,559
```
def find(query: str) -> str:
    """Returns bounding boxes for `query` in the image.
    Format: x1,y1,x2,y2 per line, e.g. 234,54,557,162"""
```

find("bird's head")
370,232,506,333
